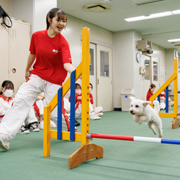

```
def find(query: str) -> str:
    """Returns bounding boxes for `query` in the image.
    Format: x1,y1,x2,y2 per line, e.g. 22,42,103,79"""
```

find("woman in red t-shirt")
146,84,156,101
0,8,76,151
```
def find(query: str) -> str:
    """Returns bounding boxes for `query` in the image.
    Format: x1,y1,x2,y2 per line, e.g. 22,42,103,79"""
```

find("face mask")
3,89,13,97
75,89,81,95
89,88,92,93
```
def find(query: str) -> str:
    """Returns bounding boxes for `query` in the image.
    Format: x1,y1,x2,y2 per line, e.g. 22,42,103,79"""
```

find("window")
90,48,94,75
100,51,109,77
153,61,158,81
144,59,150,80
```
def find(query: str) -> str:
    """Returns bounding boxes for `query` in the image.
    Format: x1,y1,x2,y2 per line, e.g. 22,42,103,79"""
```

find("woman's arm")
64,63,75,73
25,54,36,80
77,96,82,100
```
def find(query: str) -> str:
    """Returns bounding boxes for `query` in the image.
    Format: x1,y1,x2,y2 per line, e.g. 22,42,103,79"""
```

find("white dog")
129,96,163,138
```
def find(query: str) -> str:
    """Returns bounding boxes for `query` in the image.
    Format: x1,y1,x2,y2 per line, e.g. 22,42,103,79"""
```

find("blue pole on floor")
166,86,169,113
70,70,76,141
57,87,62,140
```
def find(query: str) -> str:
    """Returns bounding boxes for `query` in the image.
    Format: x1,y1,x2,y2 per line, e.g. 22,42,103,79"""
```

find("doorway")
90,43,113,111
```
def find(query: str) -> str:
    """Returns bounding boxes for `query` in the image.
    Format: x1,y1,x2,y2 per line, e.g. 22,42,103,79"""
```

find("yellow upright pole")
69,27,103,169
43,105,51,157
174,59,178,118
81,27,90,146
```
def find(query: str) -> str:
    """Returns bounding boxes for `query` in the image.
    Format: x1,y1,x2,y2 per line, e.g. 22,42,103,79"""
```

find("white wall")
165,49,176,95
152,44,166,87
113,30,168,109
133,30,143,100
33,0,57,33
113,30,134,108
0,0,11,15
11,0,34,33
11,0,57,34
61,14,113,86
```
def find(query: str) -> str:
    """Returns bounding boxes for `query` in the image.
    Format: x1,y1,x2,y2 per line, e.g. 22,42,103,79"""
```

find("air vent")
130,0,164,6
174,44,180,47
84,4,109,12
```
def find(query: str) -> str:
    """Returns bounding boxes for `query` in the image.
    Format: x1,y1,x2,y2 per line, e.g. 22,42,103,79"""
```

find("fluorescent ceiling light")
125,11,173,22
172,10,180,15
168,39,180,42
150,11,172,18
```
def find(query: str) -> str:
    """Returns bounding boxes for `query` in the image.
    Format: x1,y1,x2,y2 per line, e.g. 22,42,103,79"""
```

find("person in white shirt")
36,92,57,129
0,80,39,135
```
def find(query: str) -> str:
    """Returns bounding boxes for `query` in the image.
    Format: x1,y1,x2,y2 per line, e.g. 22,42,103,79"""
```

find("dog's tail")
153,100,160,114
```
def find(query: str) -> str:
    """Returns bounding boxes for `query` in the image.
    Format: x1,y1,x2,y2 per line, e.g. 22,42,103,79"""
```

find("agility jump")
149,59,180,129
43,27,180,170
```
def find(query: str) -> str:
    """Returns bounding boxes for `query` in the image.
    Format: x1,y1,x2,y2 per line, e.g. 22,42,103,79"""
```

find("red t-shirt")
146,91,152,101
160,94,166,98
90,93,94,104
29,30,72,85
69,95,80,104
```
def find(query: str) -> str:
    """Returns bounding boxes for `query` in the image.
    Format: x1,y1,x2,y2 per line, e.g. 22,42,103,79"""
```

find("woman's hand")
25,71,30,81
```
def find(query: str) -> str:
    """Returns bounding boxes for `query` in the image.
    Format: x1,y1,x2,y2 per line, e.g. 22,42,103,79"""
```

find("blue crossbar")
161,138,180,145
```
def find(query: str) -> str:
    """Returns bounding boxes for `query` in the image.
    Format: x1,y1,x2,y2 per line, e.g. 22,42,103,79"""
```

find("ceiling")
57,0,180,51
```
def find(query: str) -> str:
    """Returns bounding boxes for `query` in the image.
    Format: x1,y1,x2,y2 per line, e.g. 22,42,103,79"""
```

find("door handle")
12,68,16,73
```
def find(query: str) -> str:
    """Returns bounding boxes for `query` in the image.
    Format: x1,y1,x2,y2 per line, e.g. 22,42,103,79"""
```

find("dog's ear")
129,96,135,101
142,101,151,107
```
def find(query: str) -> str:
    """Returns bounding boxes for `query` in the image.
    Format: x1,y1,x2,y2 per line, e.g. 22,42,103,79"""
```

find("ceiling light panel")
125,11,172,22
168,39,180,42
130,0,164,6
172,10,180,15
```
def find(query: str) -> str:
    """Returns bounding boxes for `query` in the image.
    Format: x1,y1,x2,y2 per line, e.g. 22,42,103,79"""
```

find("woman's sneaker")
18,126,30,134
38,121,44,129
96,112,103,117
89,113,101,120
75,120,80,126
29,123,40,132
0,133,10,151
50,120,57,127
38,120,57,129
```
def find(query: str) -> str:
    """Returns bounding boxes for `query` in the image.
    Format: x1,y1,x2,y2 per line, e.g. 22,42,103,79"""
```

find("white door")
97,45,113,111
8,20,30,94
90,43,97,107
0,21,9,85
143,55,151,100
151,57,160,89
143,55,160,100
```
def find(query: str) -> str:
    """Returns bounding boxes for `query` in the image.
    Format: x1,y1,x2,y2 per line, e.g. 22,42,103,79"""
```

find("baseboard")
114,108,121,111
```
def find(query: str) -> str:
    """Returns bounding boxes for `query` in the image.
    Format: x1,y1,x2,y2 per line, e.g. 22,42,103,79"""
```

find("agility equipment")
150,59,179,129
87,133,180,145
44,28,180,170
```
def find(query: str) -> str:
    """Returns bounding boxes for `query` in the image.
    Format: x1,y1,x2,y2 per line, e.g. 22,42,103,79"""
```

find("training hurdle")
43,27,103,169
44,28,180,169
87,133,180,145
150,59,179,129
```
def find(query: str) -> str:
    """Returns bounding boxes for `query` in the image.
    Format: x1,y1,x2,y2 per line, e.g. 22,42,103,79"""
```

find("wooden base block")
69,143,103,169
172,118,180,129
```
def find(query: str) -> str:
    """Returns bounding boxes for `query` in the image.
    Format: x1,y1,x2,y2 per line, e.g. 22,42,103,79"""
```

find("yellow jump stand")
150,59,179,129
43,27,103,169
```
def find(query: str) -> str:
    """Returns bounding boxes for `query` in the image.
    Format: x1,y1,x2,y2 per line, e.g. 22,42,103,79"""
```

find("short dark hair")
75,83,81,89
46,8,67,29
149,83,156,95
0,80,14,95
89,83,93,89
